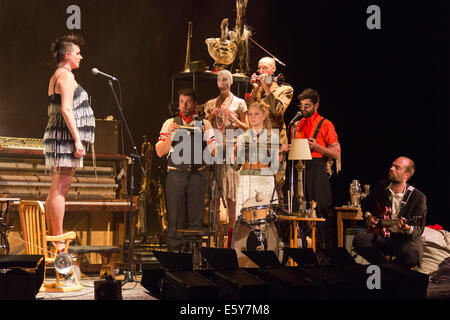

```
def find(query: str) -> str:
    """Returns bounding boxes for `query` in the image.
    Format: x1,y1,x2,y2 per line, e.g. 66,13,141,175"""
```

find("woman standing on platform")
233,102,289,230
43,34,95,251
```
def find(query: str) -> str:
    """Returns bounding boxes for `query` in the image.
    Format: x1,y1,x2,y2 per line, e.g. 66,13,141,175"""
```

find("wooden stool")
68,246,121,278
177,229,209,270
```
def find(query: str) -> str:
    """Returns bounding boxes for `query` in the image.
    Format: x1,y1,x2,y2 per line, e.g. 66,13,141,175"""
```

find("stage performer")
246,57,293,204
353,156,427,269
156,88,216,252
292,88,341,251
44,34,95,252
205,69,248,246
233,102,289,222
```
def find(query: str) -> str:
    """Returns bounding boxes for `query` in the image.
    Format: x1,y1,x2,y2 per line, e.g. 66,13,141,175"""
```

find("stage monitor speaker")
162,270,220,300
141,267,164,299
200,248,239,270
94,276,122,300
321,247,360,267
242,250,317,300
148,251,220,300
199,248,269,300
381,263,429,300
283,248,319,266
0,255,45,300
242,250,282,268
94,118,120,154
152,250,193,271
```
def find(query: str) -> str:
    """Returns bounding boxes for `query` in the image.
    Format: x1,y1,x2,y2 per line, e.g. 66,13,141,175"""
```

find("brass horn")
182,21,193,73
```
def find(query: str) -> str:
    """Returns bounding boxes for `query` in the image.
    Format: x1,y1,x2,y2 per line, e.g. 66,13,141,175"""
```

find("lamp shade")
288,139,312,160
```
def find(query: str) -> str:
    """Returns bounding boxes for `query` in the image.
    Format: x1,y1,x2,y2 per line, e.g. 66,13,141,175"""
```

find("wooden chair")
18,200,83,292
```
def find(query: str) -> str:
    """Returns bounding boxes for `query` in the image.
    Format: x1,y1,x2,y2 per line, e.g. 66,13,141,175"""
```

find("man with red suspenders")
291,88,341,252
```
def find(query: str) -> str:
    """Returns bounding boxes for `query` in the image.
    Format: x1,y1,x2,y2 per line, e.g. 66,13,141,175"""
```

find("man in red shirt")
292,88,341,251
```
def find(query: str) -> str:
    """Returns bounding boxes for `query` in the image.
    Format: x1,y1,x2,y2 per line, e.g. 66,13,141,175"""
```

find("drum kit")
231,202,290,268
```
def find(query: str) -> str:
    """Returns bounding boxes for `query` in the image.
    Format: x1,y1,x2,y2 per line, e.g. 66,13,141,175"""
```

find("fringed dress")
43,83,95,168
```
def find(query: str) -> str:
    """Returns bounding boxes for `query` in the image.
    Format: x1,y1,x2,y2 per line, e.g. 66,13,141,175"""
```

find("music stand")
106,79,146,286
287,139,311,213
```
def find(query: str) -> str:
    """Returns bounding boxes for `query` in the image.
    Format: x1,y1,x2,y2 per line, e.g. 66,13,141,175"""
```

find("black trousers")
165,170,207,251
303,158,335,250
353,232,421,268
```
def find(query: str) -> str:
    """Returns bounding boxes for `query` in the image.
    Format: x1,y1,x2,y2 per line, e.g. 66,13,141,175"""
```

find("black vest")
167,115,207,171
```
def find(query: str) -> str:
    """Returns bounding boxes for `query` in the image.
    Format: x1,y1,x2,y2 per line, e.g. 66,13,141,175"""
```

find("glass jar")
349,179,361,207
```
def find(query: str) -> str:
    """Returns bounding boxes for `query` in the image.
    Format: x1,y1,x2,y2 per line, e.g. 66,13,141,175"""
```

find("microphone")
193,115,202,121
91,68,118,81
288,111,302,126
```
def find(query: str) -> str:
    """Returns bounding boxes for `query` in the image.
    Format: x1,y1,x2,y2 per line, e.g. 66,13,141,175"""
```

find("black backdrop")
0,0,449,229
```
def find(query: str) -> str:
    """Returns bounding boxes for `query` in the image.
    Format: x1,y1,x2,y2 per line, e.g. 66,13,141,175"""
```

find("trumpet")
255,72,285,85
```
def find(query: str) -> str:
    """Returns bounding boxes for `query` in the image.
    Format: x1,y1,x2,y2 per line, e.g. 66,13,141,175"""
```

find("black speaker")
94,119,120,154
141,267,164,299
200,248,269,300
241,250,281,268
242,250,317,300
152,250,193,271
162,270,220,300
380,263,429,299
151,251,220,300
283,248,319,266
200,247,239,270
94,276,122,300
0,255,45,300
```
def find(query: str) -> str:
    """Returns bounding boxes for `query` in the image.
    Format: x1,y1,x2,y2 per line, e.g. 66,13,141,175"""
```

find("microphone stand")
287,115,302,213
195,118,227,250
106,79,146,286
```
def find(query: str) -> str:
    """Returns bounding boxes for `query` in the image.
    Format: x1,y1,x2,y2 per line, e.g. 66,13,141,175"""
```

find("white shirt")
387,184,414,234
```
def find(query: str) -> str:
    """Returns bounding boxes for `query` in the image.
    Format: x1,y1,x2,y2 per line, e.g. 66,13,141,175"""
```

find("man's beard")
181,109,193,117
303,109,315,118
388,172,400,183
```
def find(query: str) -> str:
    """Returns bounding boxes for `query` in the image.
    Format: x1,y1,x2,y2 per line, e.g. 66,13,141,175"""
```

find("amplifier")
94,119,120,154
344,228,370,265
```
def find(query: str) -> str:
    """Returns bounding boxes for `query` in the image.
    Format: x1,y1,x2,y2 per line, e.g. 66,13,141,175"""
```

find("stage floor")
36,274,157,301
35,271,450,301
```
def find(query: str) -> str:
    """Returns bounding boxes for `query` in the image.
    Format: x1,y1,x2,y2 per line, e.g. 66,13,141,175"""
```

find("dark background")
0,0,448,230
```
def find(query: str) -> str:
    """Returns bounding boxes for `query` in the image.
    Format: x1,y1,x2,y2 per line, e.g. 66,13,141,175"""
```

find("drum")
231,218,281,268
240,205,275,226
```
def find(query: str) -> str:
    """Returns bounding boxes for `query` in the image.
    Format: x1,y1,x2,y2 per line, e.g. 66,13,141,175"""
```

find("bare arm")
226,109,249,130
308,139,341,160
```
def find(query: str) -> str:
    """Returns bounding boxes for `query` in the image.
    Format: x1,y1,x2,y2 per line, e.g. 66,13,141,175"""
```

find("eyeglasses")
298,103,314,109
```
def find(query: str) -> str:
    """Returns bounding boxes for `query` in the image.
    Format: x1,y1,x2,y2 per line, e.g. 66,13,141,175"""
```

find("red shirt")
291,111,339,158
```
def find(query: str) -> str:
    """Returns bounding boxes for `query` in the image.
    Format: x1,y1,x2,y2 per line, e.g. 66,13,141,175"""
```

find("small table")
277,215,326,266
335,206,364,247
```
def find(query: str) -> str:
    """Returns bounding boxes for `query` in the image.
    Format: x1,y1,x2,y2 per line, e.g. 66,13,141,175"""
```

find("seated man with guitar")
353,156,427,269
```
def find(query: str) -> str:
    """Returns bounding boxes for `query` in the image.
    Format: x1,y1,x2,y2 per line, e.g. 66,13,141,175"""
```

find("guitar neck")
380,217,421,227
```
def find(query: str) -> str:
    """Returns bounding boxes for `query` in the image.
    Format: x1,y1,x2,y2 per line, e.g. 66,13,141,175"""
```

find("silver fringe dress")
43,85,95,168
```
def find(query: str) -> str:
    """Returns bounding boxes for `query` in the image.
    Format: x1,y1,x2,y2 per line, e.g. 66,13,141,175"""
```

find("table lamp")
287,139,312,213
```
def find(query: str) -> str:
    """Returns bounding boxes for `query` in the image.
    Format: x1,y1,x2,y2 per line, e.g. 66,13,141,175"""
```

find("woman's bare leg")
45,167,75,237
